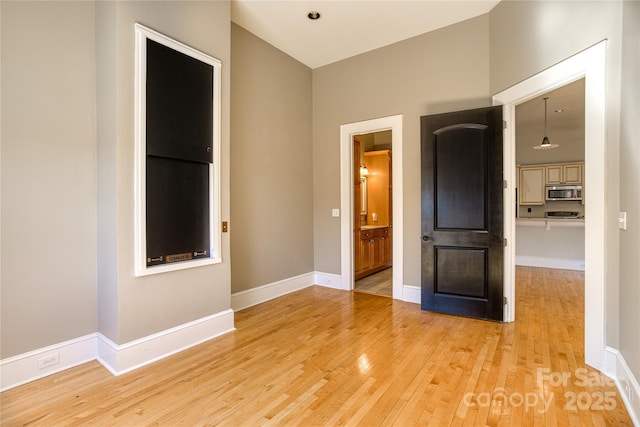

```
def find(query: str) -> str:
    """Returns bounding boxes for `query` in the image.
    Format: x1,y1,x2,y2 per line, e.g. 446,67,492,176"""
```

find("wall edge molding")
0,334,97,392
604,346,640,426
403,284,421,304
97,309,235,376
231,272,315,311
1,310,235,390
516,255,585,271
313,271,344,290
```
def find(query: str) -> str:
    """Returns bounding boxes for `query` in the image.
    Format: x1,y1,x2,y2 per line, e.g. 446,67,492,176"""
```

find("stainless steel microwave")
546,184,582,201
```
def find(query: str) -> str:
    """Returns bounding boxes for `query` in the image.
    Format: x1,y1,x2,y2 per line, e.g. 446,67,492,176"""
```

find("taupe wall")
489,0,627,363
230,24,314,293
312,15,492,286
1,1,98,357
96,1,232,344
619,0,640,381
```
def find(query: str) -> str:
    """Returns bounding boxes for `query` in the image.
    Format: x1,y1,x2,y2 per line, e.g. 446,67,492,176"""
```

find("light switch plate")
332,209,340,217
619,212,627,230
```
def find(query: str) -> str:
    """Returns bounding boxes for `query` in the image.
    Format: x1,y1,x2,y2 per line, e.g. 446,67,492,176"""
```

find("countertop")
517,217,585,228
360,225,389,231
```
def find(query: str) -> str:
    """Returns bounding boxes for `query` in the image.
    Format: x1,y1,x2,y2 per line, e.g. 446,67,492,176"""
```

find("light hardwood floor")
1,267,633,426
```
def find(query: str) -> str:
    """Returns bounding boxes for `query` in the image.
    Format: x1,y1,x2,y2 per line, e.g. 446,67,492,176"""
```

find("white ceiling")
231,0,501,69
230,0,585,166
516,79,585,165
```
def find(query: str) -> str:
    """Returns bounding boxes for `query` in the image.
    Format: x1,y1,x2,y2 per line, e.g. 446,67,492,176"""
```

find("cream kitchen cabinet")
545,163,583,185
519,166,546,205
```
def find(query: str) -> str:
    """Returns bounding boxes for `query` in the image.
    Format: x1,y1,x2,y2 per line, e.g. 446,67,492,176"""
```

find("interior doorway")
354,132,393,297
340,115,403,300
514,80,586,272
494,41,606,371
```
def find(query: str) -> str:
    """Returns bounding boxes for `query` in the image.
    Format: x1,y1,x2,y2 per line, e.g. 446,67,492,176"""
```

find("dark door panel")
421,106,503,321
434,124,487,230
435,246,487,298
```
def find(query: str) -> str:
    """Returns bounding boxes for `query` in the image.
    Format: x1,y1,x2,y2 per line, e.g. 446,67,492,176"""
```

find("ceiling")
230,1,585,166
516,79,586,165
231,0,501,69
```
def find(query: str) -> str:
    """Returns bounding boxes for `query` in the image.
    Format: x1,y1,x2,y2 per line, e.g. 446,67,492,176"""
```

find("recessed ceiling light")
307,11,321,20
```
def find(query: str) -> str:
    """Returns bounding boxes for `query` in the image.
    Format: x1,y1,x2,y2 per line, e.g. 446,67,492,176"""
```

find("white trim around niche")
133,23,222,277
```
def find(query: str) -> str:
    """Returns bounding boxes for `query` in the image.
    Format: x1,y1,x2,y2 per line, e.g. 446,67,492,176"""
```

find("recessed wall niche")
134,23,222,276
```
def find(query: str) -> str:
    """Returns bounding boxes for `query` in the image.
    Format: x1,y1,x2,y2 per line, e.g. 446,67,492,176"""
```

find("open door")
421,106,503,321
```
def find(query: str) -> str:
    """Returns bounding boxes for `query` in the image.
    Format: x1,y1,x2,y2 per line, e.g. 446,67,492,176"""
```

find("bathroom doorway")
354,131,393,297
339,114,403,301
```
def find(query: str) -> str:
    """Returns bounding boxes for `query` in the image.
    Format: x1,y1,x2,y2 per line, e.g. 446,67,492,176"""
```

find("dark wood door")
421,106,504,321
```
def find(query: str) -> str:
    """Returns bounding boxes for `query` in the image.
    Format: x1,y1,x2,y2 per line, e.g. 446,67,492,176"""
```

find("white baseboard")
403,285,421,304
0,334,97,392
605,346,640,426
231,273,314,311
97,309,235,376
516,255,585,271
314,271,344,290
1,310,235,390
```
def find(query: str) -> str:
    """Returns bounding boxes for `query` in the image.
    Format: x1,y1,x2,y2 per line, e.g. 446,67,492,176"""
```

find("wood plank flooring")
1,267,633,426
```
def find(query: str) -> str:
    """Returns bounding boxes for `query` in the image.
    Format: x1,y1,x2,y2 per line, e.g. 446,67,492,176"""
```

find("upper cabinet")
545,163,583,185
518,161,585,206
519,166,546,205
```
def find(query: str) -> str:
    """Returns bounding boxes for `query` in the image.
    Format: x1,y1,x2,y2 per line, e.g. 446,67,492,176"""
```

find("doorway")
340,115,403,300
354,131,393,297
494,41,606,370
514,80,586,272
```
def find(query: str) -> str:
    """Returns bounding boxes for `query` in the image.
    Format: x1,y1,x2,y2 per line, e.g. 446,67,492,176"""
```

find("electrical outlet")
622,381,633,402
332,209,340,217
38,353,60,369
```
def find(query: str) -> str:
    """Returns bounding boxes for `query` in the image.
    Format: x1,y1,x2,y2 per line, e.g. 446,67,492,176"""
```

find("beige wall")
619,0,640,381
230,24,314,293
96,1,232,344
312,15,491,286
1,1,98,357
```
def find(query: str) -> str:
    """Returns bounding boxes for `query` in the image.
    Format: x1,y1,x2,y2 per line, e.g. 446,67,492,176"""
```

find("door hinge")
504,238,507,247
503,120,507,129
504,296,508,306
503,180,508,189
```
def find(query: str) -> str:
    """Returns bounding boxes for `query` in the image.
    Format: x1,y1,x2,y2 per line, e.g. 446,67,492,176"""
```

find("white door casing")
494,41,607,370
340,115,404,300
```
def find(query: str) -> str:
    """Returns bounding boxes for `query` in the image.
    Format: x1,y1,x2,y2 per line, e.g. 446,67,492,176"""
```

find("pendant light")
533,97,559,150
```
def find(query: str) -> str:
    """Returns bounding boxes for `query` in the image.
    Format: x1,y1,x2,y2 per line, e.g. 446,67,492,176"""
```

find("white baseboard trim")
516,255,585,271
314,271,344,290
97,309,235,376
231,273,315,311
1,310,235,390
403,285,421,304
0,334,97,392
604,346,640,426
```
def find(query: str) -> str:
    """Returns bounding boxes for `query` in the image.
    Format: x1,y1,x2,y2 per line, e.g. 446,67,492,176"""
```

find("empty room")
2,0,638,425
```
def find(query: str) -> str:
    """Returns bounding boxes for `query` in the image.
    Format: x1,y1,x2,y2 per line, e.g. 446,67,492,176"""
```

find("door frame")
494,41,607,370
340,115,404,299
